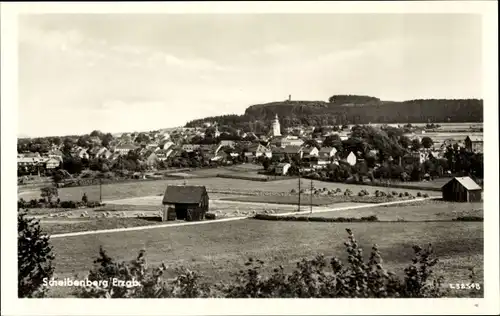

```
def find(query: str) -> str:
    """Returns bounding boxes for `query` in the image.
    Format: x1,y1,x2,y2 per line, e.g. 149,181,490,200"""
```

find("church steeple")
272,113,281,137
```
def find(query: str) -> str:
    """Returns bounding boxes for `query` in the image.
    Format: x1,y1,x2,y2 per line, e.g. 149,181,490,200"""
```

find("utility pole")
298,172,301,212
99,177,102,203
310,178,313,214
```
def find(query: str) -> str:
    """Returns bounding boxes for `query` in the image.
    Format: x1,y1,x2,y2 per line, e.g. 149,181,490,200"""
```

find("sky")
18,14,482,137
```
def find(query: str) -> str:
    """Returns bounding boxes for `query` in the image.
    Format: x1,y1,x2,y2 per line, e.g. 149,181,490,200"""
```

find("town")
17,114,483,186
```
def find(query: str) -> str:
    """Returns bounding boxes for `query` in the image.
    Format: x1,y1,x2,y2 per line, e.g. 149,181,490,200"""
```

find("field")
386,178,451,190
290,200,484,221
47,219,483,298
18,176,438,202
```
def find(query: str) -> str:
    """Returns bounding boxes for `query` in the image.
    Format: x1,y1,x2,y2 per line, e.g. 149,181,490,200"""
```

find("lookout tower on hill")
272,114,281,137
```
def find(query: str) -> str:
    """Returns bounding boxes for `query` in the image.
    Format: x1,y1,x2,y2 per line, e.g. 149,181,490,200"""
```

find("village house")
402,152,427,165
161,141,175,151
114,143,138,156
441,176,482,202
275,162,291,175
219,140,236,148
17,156,41,169
464,136,483,153
155,148,174,161
302,146,319,158
44,157,61,169
146,143,160,152
210,151,230,164
280,135,305,148
94,147,112,159
73,148,90,160
248,143,272,158
318,147,337,161
48,149,64,162
341,151,357,166
283,145,304,159
162,185,209,222
88,146,102,159
181,144,201,153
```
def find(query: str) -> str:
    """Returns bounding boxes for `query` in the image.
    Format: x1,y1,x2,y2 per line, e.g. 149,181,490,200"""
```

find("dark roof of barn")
162,185,207,204
442,177,482,191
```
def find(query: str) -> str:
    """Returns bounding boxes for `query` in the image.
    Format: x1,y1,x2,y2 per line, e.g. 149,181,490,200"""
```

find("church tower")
272,114,281,137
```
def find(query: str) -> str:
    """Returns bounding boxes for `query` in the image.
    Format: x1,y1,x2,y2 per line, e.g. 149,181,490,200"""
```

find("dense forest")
185,95,483,133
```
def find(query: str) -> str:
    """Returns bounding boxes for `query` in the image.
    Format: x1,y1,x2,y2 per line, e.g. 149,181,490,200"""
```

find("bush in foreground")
73,229,449,298
18,211,55,298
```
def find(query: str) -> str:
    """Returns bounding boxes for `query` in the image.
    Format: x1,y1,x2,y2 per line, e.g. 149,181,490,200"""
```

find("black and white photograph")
1,2,498,315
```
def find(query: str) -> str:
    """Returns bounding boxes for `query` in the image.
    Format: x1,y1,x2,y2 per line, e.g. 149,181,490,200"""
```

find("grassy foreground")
47,219,483,298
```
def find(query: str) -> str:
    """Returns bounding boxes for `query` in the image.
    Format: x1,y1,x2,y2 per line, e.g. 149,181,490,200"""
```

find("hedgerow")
253,214,379,222
71,229,451,298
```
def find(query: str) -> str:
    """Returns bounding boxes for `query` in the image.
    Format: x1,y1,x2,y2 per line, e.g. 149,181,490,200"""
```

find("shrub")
253,214,379,223
392,191,398,196
454,216,483,222
86,201,103,208
290,189,297,194
404,192,410,197
60,201,78,209
40,186,58,203
399,193,404,197
417,192,422,197
18,198,27,209
358,191,365,197
205,213,216,220
423,193,429,198
73,229,449,298
18,210,55,298
82,193,88,204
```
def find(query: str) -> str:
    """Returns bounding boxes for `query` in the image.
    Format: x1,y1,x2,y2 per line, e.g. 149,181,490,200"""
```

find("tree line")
185,96,483,131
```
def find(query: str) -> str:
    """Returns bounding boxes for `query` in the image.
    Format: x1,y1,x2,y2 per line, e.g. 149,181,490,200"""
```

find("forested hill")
185,95,483,132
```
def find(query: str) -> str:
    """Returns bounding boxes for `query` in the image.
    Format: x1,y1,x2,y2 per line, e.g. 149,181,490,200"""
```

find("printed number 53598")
449,283,481,290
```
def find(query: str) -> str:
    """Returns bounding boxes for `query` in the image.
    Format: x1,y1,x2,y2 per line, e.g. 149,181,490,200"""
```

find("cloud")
19,22,229,74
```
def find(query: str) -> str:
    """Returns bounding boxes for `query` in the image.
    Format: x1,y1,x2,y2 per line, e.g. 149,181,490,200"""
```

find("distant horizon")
17,114,484,140
19,14,483,137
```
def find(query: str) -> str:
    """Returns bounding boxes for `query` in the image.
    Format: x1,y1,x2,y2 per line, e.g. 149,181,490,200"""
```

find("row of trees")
18,130,115,154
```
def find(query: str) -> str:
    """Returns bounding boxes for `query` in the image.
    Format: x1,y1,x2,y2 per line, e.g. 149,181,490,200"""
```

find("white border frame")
2,2,498,315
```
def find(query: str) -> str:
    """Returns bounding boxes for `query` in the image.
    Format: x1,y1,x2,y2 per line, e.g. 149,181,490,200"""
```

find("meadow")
19,176,438,202
283,200,484,222
47,219,483,298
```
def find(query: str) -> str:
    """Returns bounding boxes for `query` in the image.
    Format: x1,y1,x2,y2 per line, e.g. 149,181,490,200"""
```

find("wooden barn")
162,185,209,221
441,176,482,202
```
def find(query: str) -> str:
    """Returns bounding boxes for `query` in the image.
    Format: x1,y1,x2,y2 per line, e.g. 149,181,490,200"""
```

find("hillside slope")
185,95,483,132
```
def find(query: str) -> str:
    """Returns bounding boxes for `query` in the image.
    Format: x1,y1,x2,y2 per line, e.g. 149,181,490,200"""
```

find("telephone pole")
99,177,102,203
310,178,313,214
298,172,301,212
